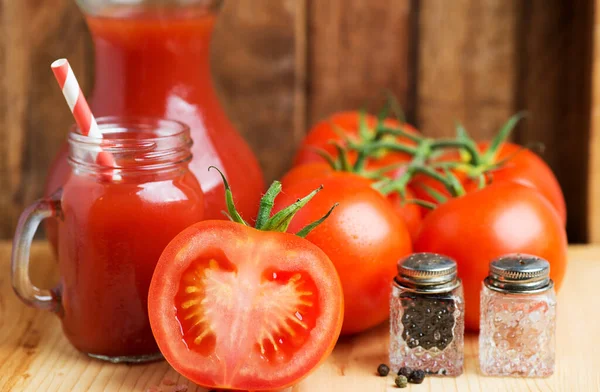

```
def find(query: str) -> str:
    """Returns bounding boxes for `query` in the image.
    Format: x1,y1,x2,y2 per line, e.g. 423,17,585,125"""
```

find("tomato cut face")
175,259,321,362
148,221,343,391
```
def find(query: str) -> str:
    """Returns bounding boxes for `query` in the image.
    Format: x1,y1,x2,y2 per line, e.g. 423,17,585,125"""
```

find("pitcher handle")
11,189,62,312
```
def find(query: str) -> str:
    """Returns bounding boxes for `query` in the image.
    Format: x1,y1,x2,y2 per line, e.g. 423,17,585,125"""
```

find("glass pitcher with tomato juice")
45,0,264,248
12,118,204,362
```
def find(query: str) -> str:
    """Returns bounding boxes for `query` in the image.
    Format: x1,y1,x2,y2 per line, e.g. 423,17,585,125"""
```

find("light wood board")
0,242,599,391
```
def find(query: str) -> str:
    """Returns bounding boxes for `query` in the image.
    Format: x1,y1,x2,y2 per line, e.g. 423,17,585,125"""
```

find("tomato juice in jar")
12,118,204,362
45,0,264,250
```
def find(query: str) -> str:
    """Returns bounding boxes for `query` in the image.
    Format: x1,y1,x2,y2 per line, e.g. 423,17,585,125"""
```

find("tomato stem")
430,139,482,166
308,147,340,170
481,112,527,163
413,166,465,197
262,185,324,233
209,166,248,226
386,91,407,124
351,141,418,157
255,181,283,230
404,198,438,210
296,203,339,238
414,182,448,203
375,126,423,143
330,142,352,172
360,162,409,179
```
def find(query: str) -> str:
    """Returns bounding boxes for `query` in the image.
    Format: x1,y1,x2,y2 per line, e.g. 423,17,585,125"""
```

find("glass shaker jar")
479,254,556,377
12,117,205,363
390,253,465,376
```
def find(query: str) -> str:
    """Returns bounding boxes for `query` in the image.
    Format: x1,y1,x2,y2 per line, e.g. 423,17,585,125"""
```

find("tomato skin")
414,182,567,331
281,164,422,242
480,142,566,225
273,173,413,335
387,187,423,242
293,111,418,170
410,142,566,225
148,220,344,391
280,163,359,187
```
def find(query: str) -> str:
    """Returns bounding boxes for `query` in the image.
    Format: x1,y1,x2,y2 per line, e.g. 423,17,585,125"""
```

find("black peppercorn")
377,363,390,376
394,375,408,388
408,369,425,384
397,366,412,377
401,297,456,350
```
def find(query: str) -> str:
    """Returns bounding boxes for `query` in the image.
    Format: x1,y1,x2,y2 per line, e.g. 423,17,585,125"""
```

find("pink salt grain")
172,385,188,392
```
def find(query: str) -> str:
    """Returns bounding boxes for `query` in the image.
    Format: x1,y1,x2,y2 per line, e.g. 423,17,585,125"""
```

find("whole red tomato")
148,221,344,391
281,163,422,242
414,182,567,331
273,173,413,335
410,142,566,225
293,111,419,170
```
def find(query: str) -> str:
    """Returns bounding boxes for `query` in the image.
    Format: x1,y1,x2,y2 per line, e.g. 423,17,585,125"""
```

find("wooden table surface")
1,242,598,392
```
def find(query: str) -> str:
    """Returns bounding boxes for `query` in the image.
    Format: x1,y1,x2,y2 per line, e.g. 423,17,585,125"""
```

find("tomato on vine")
410,116,566,224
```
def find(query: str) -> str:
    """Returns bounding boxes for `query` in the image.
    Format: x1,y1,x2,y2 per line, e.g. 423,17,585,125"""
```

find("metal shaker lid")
395,253,460,293
485,253,553,294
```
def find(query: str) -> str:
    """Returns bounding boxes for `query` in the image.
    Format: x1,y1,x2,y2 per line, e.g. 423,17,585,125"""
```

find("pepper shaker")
389,253,465,376
479,254,556,377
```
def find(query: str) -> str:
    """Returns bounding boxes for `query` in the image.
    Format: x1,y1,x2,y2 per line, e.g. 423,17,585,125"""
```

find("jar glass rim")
68,116,190,145
67,116,193,176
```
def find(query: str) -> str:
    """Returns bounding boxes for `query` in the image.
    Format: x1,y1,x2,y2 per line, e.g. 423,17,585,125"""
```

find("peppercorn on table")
0,242,598,392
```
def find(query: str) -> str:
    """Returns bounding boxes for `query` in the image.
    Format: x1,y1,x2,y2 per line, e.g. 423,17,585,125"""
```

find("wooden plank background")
0,0,595,242
589,0,600,243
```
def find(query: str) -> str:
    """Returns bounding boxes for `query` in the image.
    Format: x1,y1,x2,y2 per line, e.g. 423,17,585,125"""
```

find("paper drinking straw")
51,58,120,180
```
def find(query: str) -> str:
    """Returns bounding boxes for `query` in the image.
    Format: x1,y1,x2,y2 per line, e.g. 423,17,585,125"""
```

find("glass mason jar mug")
12,117,205,363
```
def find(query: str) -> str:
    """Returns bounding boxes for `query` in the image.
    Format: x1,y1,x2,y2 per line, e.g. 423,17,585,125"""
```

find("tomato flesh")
149,221,343,391
174,258,321,364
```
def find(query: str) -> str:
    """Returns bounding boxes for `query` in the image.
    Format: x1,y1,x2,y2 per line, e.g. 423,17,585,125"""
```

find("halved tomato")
148,220,344,391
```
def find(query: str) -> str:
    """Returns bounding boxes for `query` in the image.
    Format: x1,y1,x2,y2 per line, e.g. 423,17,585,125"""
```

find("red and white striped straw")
51,59,101,138
51,58,120,180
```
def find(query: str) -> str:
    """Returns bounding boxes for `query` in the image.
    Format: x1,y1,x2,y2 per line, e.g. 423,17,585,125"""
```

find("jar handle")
11,189,62,312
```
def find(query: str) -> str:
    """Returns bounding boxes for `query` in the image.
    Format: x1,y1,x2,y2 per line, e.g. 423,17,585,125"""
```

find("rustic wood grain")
306,0,415,126
0,1,93,240
1,242,599,391
416,0,520,139
514,0,594,243
590,0,600,243
212,0,300,182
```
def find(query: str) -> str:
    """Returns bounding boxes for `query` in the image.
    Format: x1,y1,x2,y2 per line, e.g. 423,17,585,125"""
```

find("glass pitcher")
45,0,264,251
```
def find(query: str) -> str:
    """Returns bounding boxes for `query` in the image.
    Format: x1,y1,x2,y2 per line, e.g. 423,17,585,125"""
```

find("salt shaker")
389,253,464,376
479,254,556,377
